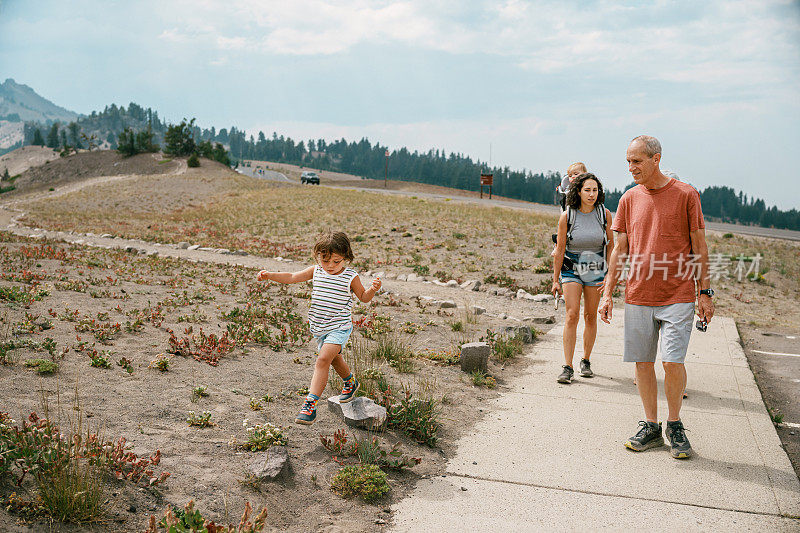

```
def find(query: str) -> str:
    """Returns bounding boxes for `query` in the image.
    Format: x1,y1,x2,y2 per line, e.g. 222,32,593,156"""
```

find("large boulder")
460,342,490,373
246,446,289,481
327,396,387,430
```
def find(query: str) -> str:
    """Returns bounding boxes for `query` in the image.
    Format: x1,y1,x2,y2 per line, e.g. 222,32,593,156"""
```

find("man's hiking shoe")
666,420,693,459
579,358,593,377
294,400,317,425
557,365,574,384
624,421,664,452
339,378,360,403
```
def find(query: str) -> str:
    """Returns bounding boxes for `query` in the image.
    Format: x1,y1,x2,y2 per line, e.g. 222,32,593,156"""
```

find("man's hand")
257,270,270,282
697,294,715,323
598,295,613,324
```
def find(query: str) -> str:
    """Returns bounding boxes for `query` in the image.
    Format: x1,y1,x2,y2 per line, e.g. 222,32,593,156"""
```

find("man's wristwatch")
699,289,715,298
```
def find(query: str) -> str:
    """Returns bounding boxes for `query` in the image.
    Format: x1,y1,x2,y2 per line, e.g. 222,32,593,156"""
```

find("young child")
257,231,381,425
552,161,589,256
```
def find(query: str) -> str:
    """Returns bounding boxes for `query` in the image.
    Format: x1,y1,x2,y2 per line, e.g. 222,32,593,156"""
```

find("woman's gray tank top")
566,208,605,255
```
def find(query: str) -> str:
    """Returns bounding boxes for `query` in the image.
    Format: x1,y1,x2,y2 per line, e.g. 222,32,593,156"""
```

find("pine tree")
32,128,45,146
46,123,60,148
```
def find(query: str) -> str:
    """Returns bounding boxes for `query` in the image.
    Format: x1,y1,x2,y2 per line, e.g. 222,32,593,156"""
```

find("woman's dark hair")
565,173,605,209
313,231,355,262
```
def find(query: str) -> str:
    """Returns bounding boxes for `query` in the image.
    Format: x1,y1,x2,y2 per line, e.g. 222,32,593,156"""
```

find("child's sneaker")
295,399,317,425
339,377,360,403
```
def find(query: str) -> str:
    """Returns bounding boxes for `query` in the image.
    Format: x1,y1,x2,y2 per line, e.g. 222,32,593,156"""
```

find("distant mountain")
0,78,80,123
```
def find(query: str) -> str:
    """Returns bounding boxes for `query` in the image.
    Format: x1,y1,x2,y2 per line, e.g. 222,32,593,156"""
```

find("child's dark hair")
565,173,605,209
313,231,355,262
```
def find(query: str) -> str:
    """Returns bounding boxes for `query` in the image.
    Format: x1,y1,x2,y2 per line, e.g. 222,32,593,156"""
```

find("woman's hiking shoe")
579,358,593,377
295,400,317,425
557,365,574,384
624,421,664,451
339,377,360,403
666,420,693,459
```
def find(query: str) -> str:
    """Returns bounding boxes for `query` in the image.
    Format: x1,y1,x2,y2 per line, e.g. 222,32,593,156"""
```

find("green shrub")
145,500,268,533
492,335,524,362
24,359,58,375
386,390,440,447
187,153,200,167
331,464,390,502
470,370,497,389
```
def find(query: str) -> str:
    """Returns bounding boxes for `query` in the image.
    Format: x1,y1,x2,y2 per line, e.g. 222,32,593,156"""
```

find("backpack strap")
566,206,577,242
595,204,608,261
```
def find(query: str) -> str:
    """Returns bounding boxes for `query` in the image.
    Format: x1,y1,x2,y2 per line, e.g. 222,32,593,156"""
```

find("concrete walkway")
391,312,800,531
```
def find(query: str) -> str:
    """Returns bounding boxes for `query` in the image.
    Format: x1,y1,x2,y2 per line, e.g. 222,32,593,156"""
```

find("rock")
198,247,214,252
460,342,490,373
178,242,190,249
502,325,535,344
470,305,486,315
431,280,447,287
327,396,387,430
124,246,136,253
460,280,476,289
445,280,459,288
525,315,556,324
246,446,289,480
532,294,552,302
187,244,200,250
407,273,425,282
385,272,398,280
101,233,113,238
496,287,510,296
396,273,408,281
438,300,457,309
516,289,536,300
275,256,284,261
234,250,248,256
217,248,231,254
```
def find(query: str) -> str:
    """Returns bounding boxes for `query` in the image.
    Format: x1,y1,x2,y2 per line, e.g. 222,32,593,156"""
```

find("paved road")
391,315,800,531
236,166,290,182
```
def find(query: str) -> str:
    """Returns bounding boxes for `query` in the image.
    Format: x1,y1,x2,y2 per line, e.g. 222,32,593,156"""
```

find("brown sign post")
480,173,493,199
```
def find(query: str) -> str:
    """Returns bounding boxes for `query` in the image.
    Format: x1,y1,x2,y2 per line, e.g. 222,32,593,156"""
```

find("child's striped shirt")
308,265,358,336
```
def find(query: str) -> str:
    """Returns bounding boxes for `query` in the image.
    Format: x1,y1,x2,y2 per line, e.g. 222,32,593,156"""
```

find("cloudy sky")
2,0,799,208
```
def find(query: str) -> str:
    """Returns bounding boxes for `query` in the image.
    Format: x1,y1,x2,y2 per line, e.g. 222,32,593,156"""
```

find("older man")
599,135,714,459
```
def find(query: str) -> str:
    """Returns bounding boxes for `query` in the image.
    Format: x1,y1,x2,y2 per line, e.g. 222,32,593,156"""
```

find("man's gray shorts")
623,302,694,364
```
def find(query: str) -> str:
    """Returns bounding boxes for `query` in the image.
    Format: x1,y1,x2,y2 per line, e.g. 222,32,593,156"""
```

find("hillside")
0,78,80,123
0,145,59,177
8,150,182,193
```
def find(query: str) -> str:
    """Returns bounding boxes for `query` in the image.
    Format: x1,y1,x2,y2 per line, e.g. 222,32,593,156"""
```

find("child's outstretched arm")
257,266,314,284
351,276,381,303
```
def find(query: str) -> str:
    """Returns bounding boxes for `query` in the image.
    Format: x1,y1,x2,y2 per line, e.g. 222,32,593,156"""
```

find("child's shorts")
315,325,353,353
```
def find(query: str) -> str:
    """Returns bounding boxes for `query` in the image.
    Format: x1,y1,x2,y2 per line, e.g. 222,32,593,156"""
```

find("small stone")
234,249,248,255
128,505,136,513
327,396,387,430
525,315,555,324
431,280,447,287
496,287,510,296
217,248,231,254
470,305,486,315
461,487,467,491
198,247,214,251
187,244,200,250
532,294,552,302
178,242,190,249
445,280,459,287
396,273,408,281
101,233,113,238
438,300,457,309
460,342,490,373
375,518,386,525
246,446,289,480
502,326,535,344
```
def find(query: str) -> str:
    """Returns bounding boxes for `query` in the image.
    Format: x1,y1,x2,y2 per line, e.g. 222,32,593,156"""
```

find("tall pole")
385,149,389,188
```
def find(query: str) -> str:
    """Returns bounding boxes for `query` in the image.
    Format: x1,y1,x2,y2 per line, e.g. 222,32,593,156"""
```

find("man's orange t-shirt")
611,178,705,306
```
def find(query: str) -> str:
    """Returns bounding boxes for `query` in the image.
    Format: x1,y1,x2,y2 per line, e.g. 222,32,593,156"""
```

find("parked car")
300,171,320,185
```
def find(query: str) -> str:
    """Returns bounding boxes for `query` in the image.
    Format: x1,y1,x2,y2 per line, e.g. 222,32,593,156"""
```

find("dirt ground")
1,150,798,530
0,146,60,178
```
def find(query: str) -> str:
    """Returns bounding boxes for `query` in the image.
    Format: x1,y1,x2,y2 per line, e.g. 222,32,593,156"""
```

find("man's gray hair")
630,135,662,158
